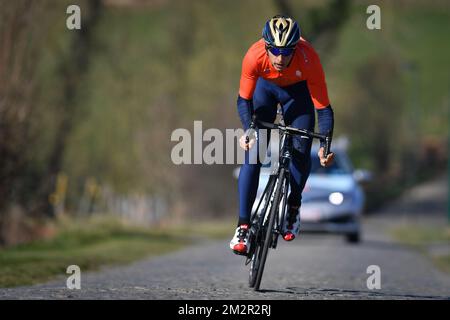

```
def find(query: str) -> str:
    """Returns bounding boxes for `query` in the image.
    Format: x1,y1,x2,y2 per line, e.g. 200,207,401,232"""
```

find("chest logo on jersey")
296,70,302,77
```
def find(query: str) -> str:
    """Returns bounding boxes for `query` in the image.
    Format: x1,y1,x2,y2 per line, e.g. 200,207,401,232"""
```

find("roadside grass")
0,215,234,288
390,224,450,274
168,217,235,240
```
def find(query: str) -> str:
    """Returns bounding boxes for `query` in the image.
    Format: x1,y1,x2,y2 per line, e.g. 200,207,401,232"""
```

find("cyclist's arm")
304,44,330,110
237,49,259,130
237,95,253,131
317,105,334,147
305,45,334,146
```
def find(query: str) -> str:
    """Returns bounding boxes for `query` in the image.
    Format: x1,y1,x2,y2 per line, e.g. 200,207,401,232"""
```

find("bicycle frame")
245,117,332,290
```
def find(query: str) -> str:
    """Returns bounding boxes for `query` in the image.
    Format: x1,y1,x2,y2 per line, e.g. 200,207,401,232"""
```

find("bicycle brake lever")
323,131,332,157
246,115,258,144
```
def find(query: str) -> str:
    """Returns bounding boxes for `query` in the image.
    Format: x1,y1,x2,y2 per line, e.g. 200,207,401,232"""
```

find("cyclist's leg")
237,78,278,226
279,81,315,208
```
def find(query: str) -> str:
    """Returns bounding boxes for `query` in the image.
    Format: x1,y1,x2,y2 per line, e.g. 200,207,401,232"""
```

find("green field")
391,223,450,274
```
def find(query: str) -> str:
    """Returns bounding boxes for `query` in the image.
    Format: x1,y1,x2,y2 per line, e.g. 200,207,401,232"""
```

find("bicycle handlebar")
247,116,332,157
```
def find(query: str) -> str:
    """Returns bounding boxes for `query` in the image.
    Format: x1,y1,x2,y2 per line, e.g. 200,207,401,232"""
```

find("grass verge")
390,223,450,274
0,215,234,288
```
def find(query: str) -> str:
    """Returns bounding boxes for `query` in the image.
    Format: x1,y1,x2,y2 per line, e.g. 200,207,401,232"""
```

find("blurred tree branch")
0,0,51,244
0,1,46,213
37,0,103,217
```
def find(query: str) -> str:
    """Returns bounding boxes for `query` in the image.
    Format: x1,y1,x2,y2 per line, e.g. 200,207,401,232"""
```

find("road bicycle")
244,116,332,291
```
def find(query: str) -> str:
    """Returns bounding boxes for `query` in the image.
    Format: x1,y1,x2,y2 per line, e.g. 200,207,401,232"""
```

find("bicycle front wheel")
248,175,277,288
248,232,262,288
254,167,286,291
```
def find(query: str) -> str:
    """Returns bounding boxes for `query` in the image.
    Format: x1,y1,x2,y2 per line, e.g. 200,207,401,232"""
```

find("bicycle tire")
248,175,277,288
248,234,262,288
254,167,286,291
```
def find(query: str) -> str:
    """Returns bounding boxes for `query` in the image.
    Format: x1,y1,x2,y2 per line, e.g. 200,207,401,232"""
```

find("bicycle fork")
270,133,293,249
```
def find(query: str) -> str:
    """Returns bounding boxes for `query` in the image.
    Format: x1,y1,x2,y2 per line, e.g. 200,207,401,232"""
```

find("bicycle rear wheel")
254,168,286,291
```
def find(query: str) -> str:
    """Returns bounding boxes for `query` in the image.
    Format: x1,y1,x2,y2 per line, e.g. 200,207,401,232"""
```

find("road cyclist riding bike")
230,15,335,257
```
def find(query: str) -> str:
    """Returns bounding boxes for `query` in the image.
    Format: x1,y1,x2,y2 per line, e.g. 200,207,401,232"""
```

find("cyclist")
230,15,335,255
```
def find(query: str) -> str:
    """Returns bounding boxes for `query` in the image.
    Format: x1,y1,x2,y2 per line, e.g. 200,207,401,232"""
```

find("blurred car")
233,138,371,243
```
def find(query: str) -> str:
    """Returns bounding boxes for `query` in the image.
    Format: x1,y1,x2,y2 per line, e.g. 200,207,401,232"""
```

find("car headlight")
329,192,344,205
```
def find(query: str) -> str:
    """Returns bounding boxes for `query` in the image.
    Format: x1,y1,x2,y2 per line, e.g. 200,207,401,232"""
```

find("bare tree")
36,0,103,218
0,0,52,244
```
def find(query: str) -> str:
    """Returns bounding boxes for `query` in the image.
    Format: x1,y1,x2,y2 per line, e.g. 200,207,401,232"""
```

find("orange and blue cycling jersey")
239,38,330,109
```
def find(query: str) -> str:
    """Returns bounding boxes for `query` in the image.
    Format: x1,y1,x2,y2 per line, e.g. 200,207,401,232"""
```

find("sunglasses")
267,46,295,57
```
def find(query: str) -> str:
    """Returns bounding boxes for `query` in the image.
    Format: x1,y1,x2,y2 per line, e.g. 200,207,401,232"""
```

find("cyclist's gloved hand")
318,147,335,167
239,135,256,151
